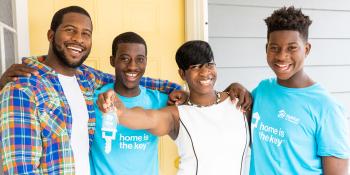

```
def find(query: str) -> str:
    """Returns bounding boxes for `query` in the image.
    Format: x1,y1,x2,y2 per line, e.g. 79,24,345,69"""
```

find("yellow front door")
28,0,184,174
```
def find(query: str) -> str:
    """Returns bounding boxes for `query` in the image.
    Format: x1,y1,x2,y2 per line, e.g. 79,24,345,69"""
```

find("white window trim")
14,0,30,60
0,21,16,73
0,0,29,74
185,0,208,41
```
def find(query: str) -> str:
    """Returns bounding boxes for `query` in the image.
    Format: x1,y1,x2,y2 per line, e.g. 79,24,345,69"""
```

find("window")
0,0,29,74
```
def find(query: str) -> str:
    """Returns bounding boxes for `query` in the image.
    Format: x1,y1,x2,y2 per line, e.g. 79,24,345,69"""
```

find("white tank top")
175,98,250,175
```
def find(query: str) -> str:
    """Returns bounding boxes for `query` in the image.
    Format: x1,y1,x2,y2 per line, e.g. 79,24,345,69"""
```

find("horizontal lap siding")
211,38,350,67
216,67,350,93
208,0,350,11
209,5,350,38
209,2,350,112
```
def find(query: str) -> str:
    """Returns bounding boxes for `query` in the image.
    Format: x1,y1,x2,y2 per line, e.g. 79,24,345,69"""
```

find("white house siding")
208,0,350,170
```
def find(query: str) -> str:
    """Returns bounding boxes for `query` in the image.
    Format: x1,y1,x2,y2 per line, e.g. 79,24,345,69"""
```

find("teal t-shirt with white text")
90,83,168,175
250,78,350,175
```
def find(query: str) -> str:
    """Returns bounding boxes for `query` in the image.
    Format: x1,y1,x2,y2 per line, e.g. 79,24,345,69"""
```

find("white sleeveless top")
175,98,250,175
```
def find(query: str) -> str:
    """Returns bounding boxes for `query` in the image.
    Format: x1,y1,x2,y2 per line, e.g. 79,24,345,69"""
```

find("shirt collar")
22,55,84,76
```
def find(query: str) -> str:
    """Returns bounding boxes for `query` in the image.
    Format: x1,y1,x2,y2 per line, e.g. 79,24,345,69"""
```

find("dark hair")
175,40,214,71
112,32,147,57
50,6,92,32
265,6,312,41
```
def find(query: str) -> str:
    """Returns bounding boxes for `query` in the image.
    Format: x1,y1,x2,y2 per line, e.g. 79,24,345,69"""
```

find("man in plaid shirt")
0,6,180,175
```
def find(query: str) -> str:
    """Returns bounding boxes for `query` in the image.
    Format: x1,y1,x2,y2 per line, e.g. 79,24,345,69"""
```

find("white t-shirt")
58,74,90,175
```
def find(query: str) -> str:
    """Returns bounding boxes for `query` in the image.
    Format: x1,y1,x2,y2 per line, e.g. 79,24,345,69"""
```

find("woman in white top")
100,40,250,175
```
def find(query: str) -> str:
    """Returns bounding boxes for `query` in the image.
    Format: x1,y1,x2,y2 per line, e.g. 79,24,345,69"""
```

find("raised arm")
0,84,42,174
224,82,252,113
98,90,179,138
121,106,178,137
140,77,181,94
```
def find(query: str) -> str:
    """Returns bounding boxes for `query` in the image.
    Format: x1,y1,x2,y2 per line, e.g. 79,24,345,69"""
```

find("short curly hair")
265,6,312,41
111,32,147,57
50,6,92,32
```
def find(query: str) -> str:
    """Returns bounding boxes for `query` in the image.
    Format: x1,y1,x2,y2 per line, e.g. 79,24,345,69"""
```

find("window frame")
0,0,29,74
185,0,208,41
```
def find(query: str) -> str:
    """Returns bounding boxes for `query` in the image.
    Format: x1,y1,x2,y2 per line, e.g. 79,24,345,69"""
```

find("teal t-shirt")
250,78,350,175
90,83,168,175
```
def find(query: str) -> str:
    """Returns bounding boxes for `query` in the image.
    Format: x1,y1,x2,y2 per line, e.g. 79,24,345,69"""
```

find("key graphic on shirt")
251,112,260,129
102,109,118,154
251,112,261,141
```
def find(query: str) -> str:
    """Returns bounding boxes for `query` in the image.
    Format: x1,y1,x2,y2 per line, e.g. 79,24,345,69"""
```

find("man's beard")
52,36,90,68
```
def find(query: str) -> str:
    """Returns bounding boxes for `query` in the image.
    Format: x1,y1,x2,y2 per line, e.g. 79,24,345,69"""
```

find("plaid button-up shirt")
0,55,181,175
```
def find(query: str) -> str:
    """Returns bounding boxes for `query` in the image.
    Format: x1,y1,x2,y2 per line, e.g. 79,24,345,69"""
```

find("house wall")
208,0,350,172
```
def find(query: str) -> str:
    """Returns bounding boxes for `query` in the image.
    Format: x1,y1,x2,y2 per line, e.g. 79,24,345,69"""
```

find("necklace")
186,91,221,107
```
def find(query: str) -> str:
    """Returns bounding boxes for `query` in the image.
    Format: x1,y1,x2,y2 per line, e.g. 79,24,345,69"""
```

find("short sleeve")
316,105,350,159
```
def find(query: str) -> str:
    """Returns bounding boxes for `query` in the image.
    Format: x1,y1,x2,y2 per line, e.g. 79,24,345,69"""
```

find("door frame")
185,0,208,41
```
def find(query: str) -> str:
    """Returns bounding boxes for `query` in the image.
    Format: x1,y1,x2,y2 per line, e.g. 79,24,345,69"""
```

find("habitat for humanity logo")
277,109,300,125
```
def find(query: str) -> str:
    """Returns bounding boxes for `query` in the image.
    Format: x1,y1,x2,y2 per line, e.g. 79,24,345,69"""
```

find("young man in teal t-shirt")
250,6,350,175
90,32,172,175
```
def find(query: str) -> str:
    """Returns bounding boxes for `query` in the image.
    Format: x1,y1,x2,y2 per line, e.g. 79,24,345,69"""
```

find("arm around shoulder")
140,77,182,94
83,65,115,89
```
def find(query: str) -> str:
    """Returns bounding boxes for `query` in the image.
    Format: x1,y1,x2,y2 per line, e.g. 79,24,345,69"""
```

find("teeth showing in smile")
125,73,138,81
200,79,212,86
126,73,137,77
275,63,289,71
67,46,83,53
